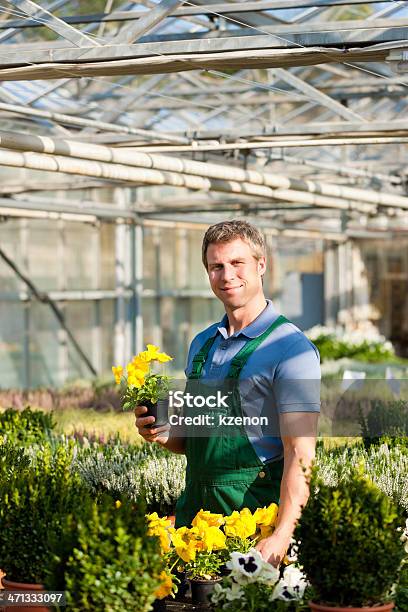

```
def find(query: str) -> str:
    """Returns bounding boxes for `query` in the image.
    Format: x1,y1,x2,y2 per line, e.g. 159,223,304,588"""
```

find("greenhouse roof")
0,0,407,239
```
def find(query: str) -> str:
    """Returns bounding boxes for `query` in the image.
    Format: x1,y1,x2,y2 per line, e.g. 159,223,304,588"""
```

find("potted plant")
112,344,173,427
0,441,85,611
296,466,407,611
170,522,226,604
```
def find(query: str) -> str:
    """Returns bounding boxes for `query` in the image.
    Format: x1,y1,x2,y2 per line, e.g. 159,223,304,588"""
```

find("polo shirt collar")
217,299,280,339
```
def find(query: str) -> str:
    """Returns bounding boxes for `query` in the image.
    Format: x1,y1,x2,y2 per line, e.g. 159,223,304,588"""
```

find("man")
135,220,320,566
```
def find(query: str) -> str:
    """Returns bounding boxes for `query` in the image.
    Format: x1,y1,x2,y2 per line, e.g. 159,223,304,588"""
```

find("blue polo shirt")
185,299,321,463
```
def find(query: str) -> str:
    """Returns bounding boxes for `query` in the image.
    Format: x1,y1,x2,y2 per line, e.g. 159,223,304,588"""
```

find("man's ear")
258,256,266,276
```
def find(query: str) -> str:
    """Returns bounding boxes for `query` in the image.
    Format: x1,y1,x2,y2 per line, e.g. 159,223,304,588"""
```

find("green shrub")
47,495,164,612
0,407,55,444
296,468,406,607
0,441,85,583
396,560,408,612
0,441,30,479
359,400,408,449
75,441,186,515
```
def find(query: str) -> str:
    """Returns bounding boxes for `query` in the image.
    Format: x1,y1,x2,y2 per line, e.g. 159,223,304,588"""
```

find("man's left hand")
255,530,291,567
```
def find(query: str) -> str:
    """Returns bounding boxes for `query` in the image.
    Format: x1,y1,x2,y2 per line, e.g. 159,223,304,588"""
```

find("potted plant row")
0,439,169,612
146,503,285,605
147,466,408,611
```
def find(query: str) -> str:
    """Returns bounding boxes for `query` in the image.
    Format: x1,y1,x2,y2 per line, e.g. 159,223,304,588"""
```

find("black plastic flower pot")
152,598,167,612
190,578,222,605
142,399,169,429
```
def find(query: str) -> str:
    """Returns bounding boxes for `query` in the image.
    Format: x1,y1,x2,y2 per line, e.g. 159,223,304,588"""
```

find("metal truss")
0,0,407,234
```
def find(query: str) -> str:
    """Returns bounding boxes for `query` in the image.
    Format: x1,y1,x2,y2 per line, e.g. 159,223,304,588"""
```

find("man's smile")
221,285,243,292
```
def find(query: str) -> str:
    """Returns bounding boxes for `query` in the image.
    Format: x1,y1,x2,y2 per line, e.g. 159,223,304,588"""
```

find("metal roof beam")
0,0,69,42
273,67,368,122
0,43,406,81
1,18,407,63
136,135,408,153
174,120,408,140
82,73,169,129
0,0,399,29
109,0,185,45
0,101,188,142
5,0,100,47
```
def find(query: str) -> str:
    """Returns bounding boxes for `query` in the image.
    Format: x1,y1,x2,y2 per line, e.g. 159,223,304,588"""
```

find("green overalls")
175,315,288,528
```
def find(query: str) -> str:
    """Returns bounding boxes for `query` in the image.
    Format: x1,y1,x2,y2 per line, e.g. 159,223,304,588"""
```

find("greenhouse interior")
0,2,408,611
0,0,407,388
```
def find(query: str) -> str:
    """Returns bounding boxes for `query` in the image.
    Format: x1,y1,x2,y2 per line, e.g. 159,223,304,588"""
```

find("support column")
92,220,102,372
323,241,339,327
57,218,68,385
20,218,30,388
114,187,132,364
133,222,143,355
350,240,371,325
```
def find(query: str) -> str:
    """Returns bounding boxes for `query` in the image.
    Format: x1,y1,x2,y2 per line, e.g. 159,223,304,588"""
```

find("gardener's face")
206,238,266,309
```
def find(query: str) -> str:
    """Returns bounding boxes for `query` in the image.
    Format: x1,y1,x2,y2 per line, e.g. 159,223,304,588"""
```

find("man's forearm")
158,432,186,454
274,438,315,539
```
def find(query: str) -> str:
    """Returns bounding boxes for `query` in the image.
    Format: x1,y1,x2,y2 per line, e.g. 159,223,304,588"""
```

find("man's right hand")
134,405,170,445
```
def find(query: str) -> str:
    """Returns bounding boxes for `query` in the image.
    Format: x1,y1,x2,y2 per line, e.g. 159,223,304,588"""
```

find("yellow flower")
154,571,173,599
192,509,224,528
111,365,123,385
224,508,257,539
131,355,150,374
115,500,121,509
171,526,199,562
254,503,279,538
146,512,172,552
147,512,172,530
138,344,173,363
126,363,146,388
195,523,226,552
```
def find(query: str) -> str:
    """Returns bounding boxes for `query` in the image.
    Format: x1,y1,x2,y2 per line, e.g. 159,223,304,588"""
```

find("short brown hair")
202,220,266,269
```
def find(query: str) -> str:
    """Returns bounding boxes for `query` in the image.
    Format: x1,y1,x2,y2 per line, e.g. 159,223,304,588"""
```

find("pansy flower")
272,565,308,601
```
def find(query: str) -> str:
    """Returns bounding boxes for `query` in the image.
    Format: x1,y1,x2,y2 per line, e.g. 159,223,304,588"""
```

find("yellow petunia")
171,526,199,562
224,508,257,539
115,500,121,509
111,365,123,385
254,503,279,538
192,509,224,528
154,571,173,599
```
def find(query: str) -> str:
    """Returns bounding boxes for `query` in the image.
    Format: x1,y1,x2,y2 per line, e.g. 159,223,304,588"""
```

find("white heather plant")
74,441,186,515
316,442,408,512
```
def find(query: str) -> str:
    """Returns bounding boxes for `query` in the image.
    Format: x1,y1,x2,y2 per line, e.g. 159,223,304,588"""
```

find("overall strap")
226,314,289,380
189,334,217,379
